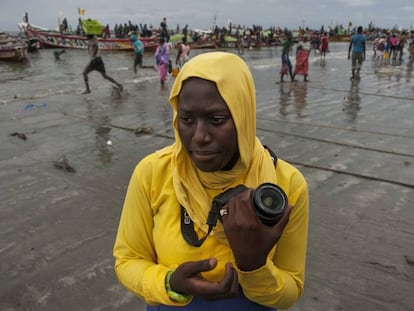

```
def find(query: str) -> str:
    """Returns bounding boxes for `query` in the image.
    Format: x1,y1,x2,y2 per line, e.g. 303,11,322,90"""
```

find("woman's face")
177,78,239,172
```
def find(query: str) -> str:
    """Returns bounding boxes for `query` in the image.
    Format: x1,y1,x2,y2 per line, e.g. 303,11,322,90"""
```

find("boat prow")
0,32,28,61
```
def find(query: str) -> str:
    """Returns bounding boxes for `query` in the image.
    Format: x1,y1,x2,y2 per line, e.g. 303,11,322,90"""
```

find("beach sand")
1,44,413,310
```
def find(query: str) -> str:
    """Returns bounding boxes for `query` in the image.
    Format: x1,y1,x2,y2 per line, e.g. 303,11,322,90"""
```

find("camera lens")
252,183,287,226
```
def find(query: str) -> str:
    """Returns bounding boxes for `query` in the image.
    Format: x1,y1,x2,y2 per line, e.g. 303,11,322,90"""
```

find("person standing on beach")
347,26,366,80
82,34,123,94
160,17,169,42
320,32,328,59
397,32,407,62
280,32,295,82
409,34,414,62
155,37,170,86
175,37,190,68
182,24,188,39
292,36,311,82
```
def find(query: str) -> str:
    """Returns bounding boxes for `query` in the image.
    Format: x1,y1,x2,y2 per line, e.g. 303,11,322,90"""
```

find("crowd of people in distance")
55,13,414,94
371,31,414,64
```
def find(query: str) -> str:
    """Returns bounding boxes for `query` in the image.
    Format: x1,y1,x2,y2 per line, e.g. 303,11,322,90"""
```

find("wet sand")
1,44,414,310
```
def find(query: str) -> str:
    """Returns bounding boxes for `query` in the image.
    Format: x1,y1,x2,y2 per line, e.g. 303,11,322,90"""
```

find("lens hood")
252,183,287,226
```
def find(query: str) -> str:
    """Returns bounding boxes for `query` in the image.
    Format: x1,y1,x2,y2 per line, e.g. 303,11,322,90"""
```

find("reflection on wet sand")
278,82,308,117
293,83,308,117
87,103,113,165
406,60,413,82
95,121,113,165
278,83,293,116
342,80,361,122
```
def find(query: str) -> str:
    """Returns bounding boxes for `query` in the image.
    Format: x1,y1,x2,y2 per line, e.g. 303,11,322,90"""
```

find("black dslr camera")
212,183,288,226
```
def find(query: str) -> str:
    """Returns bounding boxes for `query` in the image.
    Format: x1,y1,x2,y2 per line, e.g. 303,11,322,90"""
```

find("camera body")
213,183,287,226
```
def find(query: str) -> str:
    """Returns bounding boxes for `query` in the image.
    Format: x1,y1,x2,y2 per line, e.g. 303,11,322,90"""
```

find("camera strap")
180,207,206,247
180,145,278,247
263,145,278,167
180,200,222,247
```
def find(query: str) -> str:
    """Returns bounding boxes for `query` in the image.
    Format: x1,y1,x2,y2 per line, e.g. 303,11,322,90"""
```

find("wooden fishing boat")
0,32,28,61
328,34,352,42
189,39,217,49
169,33,217,50
19,23,158,52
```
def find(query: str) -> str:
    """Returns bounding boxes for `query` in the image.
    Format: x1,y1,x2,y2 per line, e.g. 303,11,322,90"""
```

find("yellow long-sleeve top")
113,146,308,309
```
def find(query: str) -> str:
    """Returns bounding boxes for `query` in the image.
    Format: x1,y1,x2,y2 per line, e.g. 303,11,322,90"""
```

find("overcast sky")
2,0,414,32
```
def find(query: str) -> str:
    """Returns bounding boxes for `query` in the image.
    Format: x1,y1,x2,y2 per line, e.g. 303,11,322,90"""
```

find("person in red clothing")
292,36,311,82
320,32,328,59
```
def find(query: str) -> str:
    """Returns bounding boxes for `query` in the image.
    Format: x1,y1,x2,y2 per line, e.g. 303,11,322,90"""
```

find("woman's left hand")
221,188,293,271
170,258,239,300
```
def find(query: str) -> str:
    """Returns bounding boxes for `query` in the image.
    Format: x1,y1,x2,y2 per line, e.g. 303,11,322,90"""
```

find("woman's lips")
192,150,217,161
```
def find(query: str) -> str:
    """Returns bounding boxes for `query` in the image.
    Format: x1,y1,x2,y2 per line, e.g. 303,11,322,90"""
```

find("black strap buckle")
180,145,278,247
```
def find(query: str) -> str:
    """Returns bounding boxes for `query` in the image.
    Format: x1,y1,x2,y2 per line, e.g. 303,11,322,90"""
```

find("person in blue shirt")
347,26,366,80
130,34,155,74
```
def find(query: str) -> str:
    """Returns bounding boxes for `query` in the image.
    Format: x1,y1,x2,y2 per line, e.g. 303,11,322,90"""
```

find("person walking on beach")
82,34,123,94
113,51,309,310
130,34,155,74
280,32,295,82
348,26,366,80
155,37,170,86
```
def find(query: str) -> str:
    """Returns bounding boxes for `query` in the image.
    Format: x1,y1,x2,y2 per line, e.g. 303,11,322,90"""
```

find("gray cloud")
2,0,413,31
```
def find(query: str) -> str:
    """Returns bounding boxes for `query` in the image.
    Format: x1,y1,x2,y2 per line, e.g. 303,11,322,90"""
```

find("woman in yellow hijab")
113,52,309,310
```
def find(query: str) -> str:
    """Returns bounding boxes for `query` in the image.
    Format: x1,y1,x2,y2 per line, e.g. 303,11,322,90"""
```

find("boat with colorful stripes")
18,23,158,52
0,32,28,61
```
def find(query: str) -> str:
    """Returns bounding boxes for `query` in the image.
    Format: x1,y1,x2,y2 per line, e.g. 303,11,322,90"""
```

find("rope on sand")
290,160,414,189
62,111,173,139
257,126,414,158
306,84,414,102
63,111,413,188
257,117,414,139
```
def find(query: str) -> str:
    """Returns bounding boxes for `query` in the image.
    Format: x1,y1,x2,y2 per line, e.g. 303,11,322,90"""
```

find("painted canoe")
20,24,158,52
0,32,28,61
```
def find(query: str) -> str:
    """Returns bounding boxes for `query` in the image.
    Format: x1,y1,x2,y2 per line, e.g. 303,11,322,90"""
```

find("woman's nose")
193,121,211,144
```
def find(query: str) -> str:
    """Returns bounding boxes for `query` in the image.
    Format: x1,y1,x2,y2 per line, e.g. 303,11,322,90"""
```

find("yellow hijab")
169,52,277,242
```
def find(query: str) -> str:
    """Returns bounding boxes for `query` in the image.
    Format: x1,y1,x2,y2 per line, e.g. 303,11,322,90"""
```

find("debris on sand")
10,132,27,140
405,255,414,267
54,155,76,173
134,127,154,136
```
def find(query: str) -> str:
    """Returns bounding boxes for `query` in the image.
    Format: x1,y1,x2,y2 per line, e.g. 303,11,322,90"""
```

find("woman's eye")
179,115,193,123
210,116,227,124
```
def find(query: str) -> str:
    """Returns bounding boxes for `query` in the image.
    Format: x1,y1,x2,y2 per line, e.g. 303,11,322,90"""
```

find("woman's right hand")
169,258,239,300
